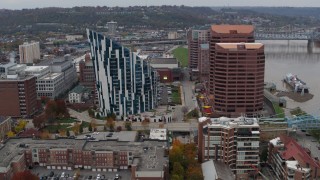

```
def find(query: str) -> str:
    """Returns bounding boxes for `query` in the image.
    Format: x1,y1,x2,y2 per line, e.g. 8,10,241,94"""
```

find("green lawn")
57,118,78,123
171,86,181,104
273,103,285,118
172,47,188,67
290,107,307,116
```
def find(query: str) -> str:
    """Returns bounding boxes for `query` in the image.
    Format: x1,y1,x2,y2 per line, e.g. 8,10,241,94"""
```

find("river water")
258,40,320,115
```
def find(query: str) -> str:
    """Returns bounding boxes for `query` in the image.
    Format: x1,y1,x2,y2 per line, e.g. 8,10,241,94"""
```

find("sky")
1,0,320,9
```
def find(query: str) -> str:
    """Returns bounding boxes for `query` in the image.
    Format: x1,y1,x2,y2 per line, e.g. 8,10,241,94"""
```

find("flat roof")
216,43,264,50
0,138,86,168
149,129,167,141
77,131,137,142
24,66,49,73
39,72,62,80
149,58,178,65
202,160,216,180
199,116,260,128
211,25,254,34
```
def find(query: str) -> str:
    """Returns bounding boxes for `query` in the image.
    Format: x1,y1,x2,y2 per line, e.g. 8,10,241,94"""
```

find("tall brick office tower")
208,25,265,117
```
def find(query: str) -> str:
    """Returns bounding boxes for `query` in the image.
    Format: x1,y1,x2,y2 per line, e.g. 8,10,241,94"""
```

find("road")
68,108,198,132
294,129,320,159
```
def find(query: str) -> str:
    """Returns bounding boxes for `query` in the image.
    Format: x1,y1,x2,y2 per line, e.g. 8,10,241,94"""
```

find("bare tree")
181,106,189,115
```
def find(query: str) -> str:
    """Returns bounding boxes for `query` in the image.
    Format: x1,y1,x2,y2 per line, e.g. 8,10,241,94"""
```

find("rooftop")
149,129,167,141
202,160,234,180
279,136,320,169
199,116,259,128
0,135,168,173
0,116,10,124
39,72,62,80
24,66,49,73
77,131,137,142
0,138,86,169
69,85,89,94
149,58,178,65
211,25,254,34
135,141,168,172
216,43,264,50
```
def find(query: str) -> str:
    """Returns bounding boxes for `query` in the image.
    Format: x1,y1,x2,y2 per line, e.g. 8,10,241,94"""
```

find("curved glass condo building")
87,29,158,117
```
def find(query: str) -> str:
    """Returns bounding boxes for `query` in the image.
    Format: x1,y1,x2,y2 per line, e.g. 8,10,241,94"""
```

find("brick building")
187,29,210,81
0,75,37,117
0,132,168,180
208,25,255,96
79,53,96,92
268,136,320,180
149,58,181,83
211,43,265,117
198,116,260,179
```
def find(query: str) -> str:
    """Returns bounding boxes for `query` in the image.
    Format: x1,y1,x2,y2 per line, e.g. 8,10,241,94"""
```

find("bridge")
255,31,320,40
286,115,320,130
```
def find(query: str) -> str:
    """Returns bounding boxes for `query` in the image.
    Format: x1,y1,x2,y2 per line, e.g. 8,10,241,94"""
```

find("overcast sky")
1,0,320,9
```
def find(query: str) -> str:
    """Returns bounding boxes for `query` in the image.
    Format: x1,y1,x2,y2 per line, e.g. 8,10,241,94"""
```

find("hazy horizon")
1,0,320,10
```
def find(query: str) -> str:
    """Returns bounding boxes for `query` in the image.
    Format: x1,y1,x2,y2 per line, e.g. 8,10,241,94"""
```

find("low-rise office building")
0,132,168,180
5,55,78,99
0,73,37,117
149,58,182,83
68,85,89,104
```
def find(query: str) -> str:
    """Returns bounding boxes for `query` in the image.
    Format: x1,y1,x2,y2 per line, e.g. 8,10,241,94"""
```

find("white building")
65,35,84,42
149,129,167,141
168,31,178,39
6,55,77,99
68,85,89,104
106,21,117,35
19,42,40,64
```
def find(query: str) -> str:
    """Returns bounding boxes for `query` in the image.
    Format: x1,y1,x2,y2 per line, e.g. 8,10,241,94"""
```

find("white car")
61,172,65,178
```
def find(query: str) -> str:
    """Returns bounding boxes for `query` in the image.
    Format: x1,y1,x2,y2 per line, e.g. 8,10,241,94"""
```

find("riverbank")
276,91,314,103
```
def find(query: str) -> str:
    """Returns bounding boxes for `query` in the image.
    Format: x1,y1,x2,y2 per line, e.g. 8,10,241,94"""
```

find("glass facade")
87,29,158,117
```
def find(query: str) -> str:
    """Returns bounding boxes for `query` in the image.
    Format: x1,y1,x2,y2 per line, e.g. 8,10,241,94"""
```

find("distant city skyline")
1,0,320,9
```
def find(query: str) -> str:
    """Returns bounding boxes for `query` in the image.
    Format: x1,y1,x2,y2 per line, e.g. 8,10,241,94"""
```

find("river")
258,40,320,115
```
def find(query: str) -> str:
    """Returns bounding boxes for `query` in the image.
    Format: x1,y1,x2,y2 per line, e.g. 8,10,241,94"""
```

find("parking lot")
32,167,131,180
158,84,169,105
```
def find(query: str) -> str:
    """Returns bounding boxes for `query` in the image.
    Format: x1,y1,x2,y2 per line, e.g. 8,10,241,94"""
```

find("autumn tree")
7,131,16,137
186,165,203,180
141,118,150,130
12,170,39,180
106,117,115,131
124,121,132,131
56,100,69,118
59,129,66,137
169,139,202,179
72,123,81,135
45,100,57,123
40,96,50,105
172,162,184,180
40,130,50,139
33,113,46,129
116,126,122,132
14,120,27,133
90,119,97,131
